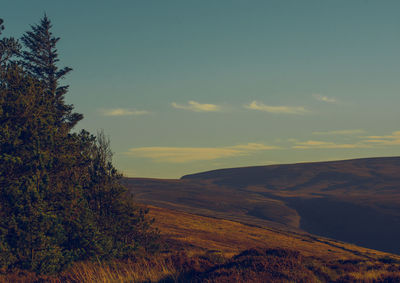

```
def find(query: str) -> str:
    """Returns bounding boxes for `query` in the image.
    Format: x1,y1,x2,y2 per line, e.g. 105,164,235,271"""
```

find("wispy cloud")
126,143,279,163
171,101,221,112
363,131,400,146
101,108,150,116
293,130,400,149
312,129,366,136
312,94,336,103
293,140,370,149
229,143,279,151
244,101,309,115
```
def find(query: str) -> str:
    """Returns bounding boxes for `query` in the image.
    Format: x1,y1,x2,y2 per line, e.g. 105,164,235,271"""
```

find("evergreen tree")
0,19,20,67
83,131,159,258
0,64,65,273
20,15,82,130
19,17,96,263
0,16,158,274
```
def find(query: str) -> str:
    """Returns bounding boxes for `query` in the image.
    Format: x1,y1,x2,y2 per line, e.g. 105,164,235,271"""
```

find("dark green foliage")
20,14,82,131
0,64,64,274
0,19,20,67
0,17,158,274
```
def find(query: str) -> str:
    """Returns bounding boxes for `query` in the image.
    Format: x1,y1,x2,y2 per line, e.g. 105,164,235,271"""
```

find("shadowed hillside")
123,157,400,254
3,205,400,282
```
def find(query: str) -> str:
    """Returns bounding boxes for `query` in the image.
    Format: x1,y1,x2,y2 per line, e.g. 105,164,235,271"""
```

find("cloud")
293,130,400,149
293,140,370,149
101,108,150,116
363,131,400,146
171,101,221,112
312,129,366,136
126,143,279,163
230,143,278,151
244,101,309,114
312,94,336,103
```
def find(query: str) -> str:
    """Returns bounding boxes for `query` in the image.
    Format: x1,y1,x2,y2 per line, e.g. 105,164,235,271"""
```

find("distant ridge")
182,156,400,182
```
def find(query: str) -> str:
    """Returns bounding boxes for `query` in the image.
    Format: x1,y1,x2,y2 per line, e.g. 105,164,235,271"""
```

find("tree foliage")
0,17,158,274
0,19,20,67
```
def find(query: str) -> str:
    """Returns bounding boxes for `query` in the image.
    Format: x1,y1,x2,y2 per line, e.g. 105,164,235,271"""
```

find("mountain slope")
123,156,400,254
5,205,400,282
149,205,395,261
150,205,400,282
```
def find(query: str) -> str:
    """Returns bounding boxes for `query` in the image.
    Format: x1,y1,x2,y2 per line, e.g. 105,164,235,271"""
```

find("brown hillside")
148,205,394,261
3,205,400,282
147,205,400,283
123,156,400,254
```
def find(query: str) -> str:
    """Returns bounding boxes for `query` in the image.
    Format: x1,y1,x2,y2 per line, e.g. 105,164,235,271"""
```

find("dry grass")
1,205,400,282
64,257,179,283
148,205,397,261
2,250,398,283
0,258,178,283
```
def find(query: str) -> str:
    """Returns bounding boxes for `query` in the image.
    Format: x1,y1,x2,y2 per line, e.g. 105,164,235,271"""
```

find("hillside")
4,205,400,282
123,156,400,255
148,205,394,260
148,205,400,282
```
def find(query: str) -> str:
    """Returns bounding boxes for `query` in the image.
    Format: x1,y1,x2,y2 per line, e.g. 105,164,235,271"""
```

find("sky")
2,0,400,178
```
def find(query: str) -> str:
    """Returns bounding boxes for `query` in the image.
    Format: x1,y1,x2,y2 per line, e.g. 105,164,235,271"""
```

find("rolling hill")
6,205,400,282
122,156,400,255
147,205,400,282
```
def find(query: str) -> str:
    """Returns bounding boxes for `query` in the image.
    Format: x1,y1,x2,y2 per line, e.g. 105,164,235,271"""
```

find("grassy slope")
3,205,400,282
121,178,302,231
150,205,400,282
148,206,400,282
123,156,400,254
148,205,395,261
